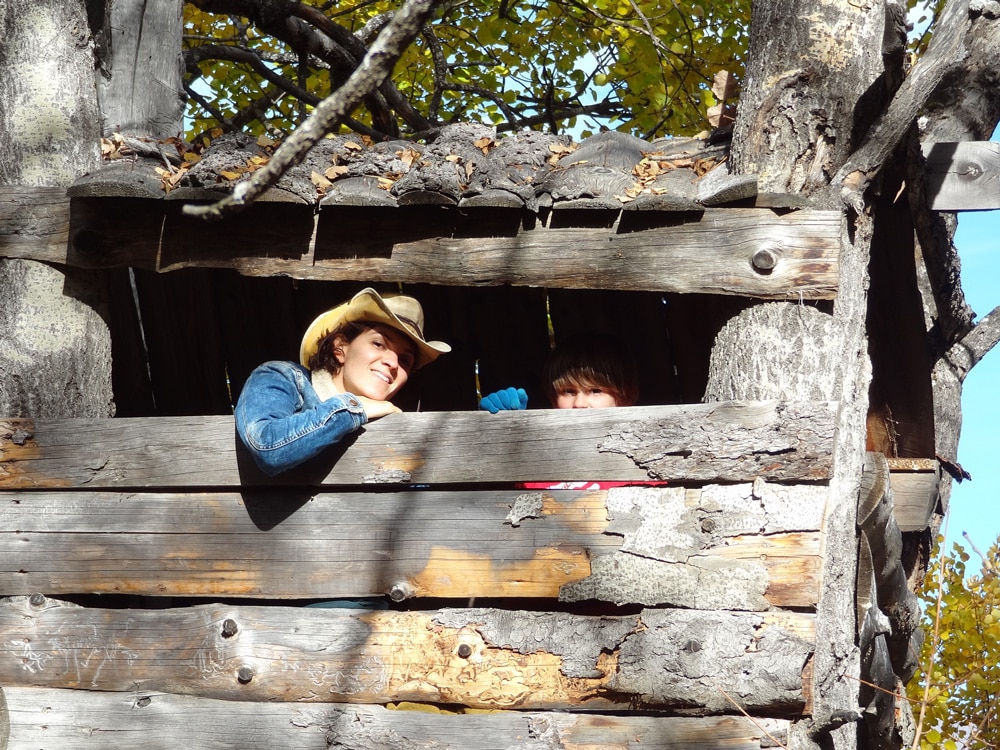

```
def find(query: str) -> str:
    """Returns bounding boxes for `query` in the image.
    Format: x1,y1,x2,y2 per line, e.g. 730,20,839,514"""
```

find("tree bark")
716,1,899,746
0,0,113,418
730,0,890,197
94,0,185,138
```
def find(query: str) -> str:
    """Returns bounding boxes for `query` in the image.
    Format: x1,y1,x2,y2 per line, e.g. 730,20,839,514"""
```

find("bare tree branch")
183,0,442,220
945,304,1000,382
835,0,983,210
186,44,322,106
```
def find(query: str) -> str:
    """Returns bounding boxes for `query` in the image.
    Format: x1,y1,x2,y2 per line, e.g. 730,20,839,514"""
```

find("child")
479,332,639,412
479,333,651,490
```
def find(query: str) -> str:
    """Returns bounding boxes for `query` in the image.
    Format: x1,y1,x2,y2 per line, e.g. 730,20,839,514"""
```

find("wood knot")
221,619,239,638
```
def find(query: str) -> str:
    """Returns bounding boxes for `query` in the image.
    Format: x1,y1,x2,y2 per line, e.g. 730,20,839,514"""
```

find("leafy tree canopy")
183,0,751,142
909,535,1000,748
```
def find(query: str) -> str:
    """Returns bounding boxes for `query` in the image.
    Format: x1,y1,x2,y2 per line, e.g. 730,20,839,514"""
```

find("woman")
236,287,450,476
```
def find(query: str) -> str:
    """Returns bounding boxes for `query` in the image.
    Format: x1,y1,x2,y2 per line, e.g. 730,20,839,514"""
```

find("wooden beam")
887,457,940,532
0,687,792,750
0,401,838,489
922,141,1000,210
0,191,841,298
0,187,69,258
1,598,814,713
0,484,825,606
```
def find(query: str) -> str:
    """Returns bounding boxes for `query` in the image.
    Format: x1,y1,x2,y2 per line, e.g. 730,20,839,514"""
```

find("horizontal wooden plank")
0,401,837,489
0,484,826,606
0,189,840,297
0,687,792,750
922,141,1000,210
1,597,814,713
0,187,69,257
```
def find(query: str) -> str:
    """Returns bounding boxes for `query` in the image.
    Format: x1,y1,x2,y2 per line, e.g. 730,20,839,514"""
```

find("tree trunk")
93,0,185,138
730,0,892,195
0,0,113,418
712,1,900,746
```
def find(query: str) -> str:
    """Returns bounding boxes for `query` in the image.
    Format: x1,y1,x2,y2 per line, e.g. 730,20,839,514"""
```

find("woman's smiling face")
332,325,416,401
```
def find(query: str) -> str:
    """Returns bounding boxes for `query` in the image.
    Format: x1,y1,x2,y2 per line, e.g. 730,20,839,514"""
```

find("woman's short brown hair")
307,321,370,374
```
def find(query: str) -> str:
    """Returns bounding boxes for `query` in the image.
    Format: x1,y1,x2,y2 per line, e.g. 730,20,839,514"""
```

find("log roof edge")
70,125,776,212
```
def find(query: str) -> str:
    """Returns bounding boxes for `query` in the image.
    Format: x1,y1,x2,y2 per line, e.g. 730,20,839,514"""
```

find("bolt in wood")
751,246,779,273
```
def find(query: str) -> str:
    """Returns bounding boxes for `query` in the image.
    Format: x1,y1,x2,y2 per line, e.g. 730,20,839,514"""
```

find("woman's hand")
356,396,402,420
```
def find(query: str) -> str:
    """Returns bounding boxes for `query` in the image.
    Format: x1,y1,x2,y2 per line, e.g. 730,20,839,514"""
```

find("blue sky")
942,193,1000,568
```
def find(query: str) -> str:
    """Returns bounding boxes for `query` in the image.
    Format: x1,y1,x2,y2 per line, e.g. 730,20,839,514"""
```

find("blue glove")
479,387,528,413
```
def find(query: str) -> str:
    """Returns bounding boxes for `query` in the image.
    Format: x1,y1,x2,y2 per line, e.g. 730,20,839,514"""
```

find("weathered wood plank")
0,687,792,750
0,190,840,297
299,207,839,298
0,484,825,606
0,187,69,257
887,458,940,532
0,401,838,489
0,597,814,714
922,141,1000,210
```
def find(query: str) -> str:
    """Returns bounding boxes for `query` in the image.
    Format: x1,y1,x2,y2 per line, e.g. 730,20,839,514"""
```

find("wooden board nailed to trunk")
1,483,826,608
2,597,814,713
0,687,792,750
0,401,837,489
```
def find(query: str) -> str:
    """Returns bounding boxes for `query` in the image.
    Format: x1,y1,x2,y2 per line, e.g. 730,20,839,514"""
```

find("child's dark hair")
542,333,639,407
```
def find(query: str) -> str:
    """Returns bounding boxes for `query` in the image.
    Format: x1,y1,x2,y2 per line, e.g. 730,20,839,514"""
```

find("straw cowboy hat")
299,287,450,370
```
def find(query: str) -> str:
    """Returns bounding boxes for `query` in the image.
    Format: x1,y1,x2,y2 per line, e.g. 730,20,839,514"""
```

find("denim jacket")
235,360,367,476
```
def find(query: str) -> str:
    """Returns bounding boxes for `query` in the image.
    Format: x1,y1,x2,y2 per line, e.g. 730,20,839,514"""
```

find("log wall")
0,403,832,748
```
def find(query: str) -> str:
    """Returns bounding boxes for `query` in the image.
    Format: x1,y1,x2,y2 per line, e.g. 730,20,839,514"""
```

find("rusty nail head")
29,593,45,607
389,583,412,602
237,666,255,684
222,618,239,638
457,643,473,658
751,247,779,273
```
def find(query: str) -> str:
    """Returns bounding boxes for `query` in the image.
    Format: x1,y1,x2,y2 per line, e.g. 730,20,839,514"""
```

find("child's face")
553,378,620,409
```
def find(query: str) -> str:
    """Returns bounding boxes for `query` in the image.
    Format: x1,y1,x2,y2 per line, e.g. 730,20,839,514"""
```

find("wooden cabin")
0,126,947,749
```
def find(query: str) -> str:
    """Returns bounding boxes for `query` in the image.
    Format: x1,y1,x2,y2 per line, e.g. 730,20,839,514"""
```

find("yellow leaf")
344,141,363,151
256,134,277,148
474,136,495,155
445,153,461,163
465,161,474,179
324,165,349,180
712,70,738,101
248,155,269,166
310,171,333,189
377,176,395,190
183,152,201,164
397,148,421,168
219,170,242,181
